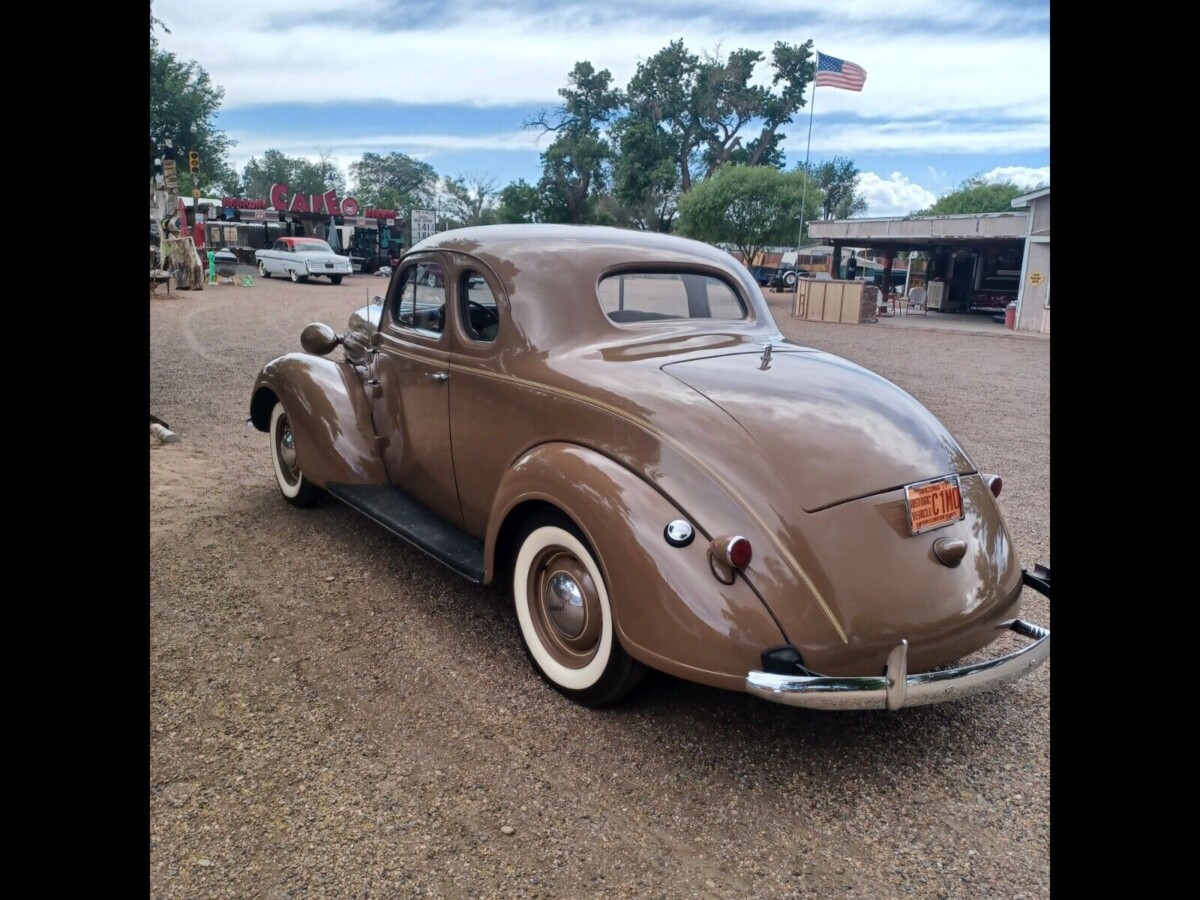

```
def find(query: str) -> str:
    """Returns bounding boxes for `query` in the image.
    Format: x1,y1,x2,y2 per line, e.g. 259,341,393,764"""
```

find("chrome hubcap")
546,572,586,638
529,548,603,665
276,419,299,485
280,428,297,470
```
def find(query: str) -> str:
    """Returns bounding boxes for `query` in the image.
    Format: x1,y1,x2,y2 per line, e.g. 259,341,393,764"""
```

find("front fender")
249,353,386,488
486,443,786,691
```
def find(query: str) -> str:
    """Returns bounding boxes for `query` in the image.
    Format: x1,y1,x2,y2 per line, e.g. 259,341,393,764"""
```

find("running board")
326,484,485,583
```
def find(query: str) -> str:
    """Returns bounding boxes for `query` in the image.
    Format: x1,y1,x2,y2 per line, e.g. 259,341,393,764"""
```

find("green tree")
293,152,347,198
621,41,705,196
349,152,439,212
622,39,816,196
611,115,681,231
676,166,819,265
536,134,614,224
442,173,500,227
803,156,868,220
149,22,234,189
493,179,542,223
526,62,622,224
239,150,344,205
698,42,816,174
915,176,1035,215
241,150,300,200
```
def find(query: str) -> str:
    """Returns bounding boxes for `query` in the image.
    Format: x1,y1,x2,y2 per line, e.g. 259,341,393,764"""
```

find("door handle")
426,371,450,381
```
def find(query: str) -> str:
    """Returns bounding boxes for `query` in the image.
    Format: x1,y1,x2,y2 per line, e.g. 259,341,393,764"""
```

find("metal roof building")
807,187,1050,334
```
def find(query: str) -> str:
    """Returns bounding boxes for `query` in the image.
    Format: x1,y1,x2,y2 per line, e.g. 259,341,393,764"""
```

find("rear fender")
486,443,786,691
249,353,386,488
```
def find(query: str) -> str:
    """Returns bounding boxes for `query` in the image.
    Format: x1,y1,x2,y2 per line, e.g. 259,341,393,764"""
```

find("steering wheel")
467,299,500,329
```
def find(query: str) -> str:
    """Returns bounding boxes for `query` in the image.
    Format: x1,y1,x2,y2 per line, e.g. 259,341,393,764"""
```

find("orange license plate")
905,476,965,535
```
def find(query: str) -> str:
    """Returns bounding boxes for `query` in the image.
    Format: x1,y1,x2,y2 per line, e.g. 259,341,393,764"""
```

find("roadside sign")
1029,272,1044,285
411,208,436,244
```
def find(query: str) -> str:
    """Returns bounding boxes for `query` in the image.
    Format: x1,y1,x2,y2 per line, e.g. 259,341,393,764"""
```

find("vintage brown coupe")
248,224,1050,710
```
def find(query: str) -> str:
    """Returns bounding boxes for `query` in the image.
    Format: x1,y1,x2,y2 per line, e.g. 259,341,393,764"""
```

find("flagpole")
792,67,818,311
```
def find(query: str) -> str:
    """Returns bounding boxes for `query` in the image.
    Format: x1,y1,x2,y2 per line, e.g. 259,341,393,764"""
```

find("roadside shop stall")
217,184,402,272
809,212,1031,317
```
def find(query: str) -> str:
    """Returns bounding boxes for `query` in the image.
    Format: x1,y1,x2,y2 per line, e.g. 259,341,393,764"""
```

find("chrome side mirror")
300,322,343,356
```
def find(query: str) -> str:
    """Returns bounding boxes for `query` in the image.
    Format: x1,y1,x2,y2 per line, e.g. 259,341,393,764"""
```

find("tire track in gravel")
181,297,239,366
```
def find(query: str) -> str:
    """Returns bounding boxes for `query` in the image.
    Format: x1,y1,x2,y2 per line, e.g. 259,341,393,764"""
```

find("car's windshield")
294,240,334,253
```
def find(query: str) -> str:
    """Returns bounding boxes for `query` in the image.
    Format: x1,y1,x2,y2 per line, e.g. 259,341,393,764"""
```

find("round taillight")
728,537,752,569
708,535,753,584
984,474,1003,498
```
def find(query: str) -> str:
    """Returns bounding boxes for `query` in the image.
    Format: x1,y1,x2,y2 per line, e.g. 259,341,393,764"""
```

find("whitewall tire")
512,512,645,706
269,402,320,507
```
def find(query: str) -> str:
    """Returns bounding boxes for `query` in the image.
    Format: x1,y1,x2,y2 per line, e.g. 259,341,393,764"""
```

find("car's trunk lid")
661,349,974,511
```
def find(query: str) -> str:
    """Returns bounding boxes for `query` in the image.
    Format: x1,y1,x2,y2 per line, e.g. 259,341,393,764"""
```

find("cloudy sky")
153,0,1049,217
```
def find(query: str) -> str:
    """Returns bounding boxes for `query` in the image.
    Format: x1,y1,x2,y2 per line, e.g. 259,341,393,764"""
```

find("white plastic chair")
907,286,928,317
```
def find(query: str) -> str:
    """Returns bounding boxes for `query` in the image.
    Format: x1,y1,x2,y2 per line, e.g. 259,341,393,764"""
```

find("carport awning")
809,212,1028,245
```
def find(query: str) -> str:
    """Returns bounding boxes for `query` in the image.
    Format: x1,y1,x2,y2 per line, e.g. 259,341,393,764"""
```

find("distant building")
1010,187,1050,334
808,189,1050,334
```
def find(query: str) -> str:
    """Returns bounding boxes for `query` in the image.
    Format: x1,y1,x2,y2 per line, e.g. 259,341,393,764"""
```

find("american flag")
815,52,867,92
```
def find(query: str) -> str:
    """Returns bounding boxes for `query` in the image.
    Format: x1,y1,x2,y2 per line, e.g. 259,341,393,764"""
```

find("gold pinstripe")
382,345,848,643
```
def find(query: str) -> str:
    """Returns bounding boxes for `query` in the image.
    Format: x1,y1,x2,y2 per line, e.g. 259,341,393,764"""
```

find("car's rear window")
598,272,747,324
293,240,333,252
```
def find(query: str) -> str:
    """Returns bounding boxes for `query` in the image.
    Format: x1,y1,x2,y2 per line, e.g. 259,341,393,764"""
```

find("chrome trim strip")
744,619,1049,710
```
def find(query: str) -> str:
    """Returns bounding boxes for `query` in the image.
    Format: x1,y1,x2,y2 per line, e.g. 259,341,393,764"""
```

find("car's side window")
598,272,747,323
459,271,500,343
393,262,446,335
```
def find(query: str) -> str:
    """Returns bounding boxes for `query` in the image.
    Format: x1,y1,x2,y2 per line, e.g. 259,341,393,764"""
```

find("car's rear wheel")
784,271,797,288
290,269,307,283
269,402,320,507
259,260,271,278
512,511,645,706
330,275,344,285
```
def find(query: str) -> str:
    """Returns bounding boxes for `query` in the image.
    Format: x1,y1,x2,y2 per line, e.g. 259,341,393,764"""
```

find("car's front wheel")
259,260,271,278
269,402,320,507
512,511,645,706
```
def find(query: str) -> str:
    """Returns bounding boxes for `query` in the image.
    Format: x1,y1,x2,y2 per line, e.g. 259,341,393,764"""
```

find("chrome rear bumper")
745,567,1050,711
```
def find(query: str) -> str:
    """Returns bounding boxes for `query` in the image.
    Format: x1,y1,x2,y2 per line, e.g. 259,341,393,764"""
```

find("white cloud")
156,1,1048,128
783,119,1049,159
854,165,1050,218
980,165,1050,189
223,128,547,191
154,1,1049,212
857,172,938,218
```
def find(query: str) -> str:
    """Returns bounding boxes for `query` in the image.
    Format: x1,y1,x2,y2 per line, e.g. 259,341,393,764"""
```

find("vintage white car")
255,237,352,284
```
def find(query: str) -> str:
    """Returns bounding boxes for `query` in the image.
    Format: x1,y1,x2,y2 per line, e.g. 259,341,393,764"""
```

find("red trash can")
1004,301,1017,329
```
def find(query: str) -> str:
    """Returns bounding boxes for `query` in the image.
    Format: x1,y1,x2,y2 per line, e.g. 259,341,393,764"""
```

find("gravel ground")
150,270,1050,899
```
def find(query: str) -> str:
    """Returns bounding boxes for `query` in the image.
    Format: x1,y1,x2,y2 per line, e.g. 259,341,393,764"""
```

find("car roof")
414,224,737,269
407,224,775,346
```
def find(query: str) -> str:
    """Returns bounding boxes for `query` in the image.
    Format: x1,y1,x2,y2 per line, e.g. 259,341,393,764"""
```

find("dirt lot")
150,271,1050,899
